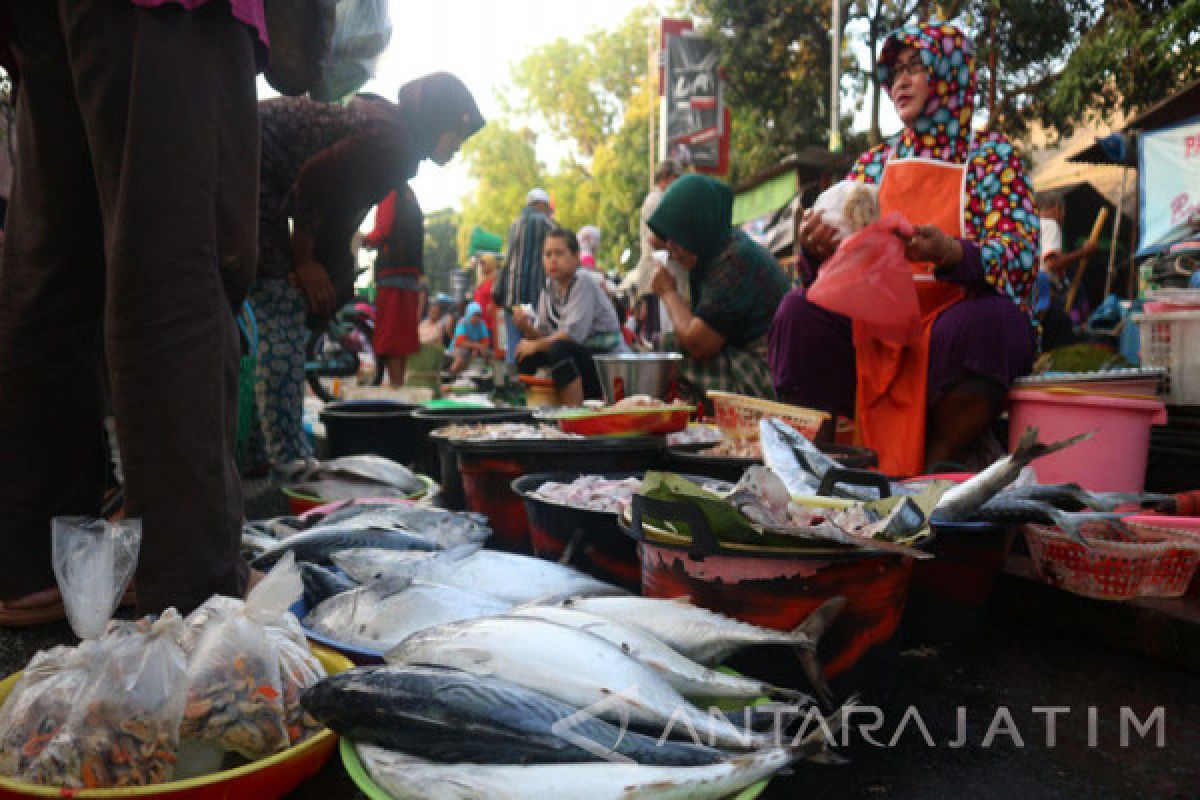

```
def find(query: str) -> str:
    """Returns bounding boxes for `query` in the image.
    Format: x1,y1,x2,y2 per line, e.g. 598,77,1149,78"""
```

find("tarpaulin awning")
732,171,797,226
1069,79,1200,165
1137,114,1200,256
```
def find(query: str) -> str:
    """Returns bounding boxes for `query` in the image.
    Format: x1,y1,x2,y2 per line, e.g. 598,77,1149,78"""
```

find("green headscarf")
647,174,734,267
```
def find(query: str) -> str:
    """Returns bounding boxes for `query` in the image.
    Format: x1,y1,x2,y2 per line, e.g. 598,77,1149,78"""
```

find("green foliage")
424,208,461,295
1047,0,1200,137
456,124,546,259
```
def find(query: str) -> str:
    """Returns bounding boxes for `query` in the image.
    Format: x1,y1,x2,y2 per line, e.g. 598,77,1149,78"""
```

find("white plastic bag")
52,517,141,640
812,180,881,241
25,612,189,788
309,0,392,103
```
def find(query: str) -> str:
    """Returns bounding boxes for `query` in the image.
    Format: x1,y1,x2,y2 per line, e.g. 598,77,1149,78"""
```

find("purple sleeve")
935,239,990,291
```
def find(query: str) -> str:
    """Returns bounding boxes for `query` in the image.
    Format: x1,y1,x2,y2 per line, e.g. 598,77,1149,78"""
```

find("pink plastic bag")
808,213,920,334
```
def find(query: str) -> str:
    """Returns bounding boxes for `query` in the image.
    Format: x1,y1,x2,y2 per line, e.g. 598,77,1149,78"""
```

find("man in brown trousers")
0,0,265,621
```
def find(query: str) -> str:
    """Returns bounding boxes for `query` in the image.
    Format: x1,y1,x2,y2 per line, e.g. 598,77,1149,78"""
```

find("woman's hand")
798,209,841,264
514,338,540,362
292,259,335,316
650,266,677,297
901,224,963,270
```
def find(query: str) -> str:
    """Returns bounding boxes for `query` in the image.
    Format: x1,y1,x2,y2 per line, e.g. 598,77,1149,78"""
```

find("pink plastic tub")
1007,389,1167,493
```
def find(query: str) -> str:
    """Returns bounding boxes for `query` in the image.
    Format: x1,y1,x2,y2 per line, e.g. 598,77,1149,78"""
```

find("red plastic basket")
1023,521,1200,601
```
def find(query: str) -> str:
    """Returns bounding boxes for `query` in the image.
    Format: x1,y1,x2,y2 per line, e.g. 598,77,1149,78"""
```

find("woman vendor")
647,174,791,403
513,229,625,405
251,72,483,478
768,22,1037,476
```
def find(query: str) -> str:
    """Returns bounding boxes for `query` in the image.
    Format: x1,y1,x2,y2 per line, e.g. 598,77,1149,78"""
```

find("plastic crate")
1023,520,1200,600
707,390,830,441
1134,310,1200,406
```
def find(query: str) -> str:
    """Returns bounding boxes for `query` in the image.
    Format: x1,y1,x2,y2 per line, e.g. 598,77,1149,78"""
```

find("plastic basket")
1023,520,1200,601
1134,310,1200,406
707,391,830,441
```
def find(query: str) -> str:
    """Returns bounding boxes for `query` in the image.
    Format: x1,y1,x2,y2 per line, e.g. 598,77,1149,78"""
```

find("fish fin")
791,597,846,709
792,695,858,763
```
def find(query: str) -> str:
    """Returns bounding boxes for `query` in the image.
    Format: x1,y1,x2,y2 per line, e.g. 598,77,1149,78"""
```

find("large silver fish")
356,744,807,800
306,578,511,651
933,427,1094,522
562,595,844,667
760,418,878,500
508,605,812,704
385,616,775,751
333,546,627,604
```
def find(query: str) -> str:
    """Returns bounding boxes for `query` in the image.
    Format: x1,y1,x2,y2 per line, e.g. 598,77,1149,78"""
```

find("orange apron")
854,156,967,477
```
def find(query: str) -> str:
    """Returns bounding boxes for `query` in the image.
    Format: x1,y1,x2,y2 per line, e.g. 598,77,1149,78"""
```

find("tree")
852,0,934,144
1047,0,1200,137
456,124,546,260
423,208,460,296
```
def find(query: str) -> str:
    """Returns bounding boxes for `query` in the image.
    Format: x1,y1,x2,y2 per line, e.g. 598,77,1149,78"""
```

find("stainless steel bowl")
592,352,684,403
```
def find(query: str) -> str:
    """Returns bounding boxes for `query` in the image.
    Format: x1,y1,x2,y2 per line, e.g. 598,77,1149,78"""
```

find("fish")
291,479,418,502
356,741,821,800
331,547,460,584
306,579,511,651
305,506,492,549
562,595,845,668
334,546,628,604
241,528,280,560
997,483,1175,514
933,427,1094,522
317,502,489,530
302,665,725,766
300,562,359,609
318,455,426,494
972,496,1131,545
507,605,813,704
385,616,777,751
760,418,879,500
250,525,441,569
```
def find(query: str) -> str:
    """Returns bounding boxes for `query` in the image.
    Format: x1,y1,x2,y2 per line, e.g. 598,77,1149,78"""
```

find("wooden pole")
1103,168,1128,298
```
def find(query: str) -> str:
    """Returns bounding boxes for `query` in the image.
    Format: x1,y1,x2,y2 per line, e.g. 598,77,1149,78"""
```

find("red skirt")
373,287,420,357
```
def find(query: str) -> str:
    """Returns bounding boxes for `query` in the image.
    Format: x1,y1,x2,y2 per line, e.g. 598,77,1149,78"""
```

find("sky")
258,1,902,213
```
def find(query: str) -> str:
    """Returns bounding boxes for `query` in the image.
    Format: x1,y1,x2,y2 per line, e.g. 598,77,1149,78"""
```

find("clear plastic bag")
267,618,326,746
25,612,189,788
178,555,303,760
52,517,141,640
263,0,338,96
309,0,392,103
808,213,920,335
0,642,100,779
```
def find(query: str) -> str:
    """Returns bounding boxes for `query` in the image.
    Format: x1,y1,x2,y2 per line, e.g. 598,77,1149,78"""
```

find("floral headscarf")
849,21,1040,323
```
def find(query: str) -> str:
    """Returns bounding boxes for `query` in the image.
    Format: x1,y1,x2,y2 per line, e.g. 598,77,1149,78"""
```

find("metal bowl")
592,352,684,403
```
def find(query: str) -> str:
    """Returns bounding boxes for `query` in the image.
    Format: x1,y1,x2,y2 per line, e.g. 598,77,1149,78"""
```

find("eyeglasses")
890,58,927,82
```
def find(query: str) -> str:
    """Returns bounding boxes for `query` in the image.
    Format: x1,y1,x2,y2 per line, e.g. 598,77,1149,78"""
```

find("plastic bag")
309,0,392,103
0,642,101,779
25,611,189,788
52,517,141,640
267,618,326,746
808,213,920,335
178,555,303,760
811,180,881,240
263,0,338,96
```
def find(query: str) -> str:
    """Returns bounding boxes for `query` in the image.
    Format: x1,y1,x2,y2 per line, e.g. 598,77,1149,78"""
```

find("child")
513,228,626,405
447,302,492,376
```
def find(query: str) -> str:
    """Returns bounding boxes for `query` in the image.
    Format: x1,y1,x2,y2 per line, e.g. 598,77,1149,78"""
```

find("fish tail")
791,694,858,764
1049,510,1131,547
1012,426,1095,467
790,597,847,709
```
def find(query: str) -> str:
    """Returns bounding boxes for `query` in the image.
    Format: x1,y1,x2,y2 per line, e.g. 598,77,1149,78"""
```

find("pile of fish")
287,455,429,502
300,590,849,799
760,419,1173,546
432,422,583,441
531,475,644,514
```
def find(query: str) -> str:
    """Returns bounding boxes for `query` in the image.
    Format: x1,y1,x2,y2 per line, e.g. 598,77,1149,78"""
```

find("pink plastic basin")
1007,389,1167,493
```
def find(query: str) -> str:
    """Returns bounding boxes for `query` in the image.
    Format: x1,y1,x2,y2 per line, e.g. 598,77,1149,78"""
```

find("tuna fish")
302,665,725,766
300,562,359,608
250,525,441,569
385,616,777,751
508,605,812,704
